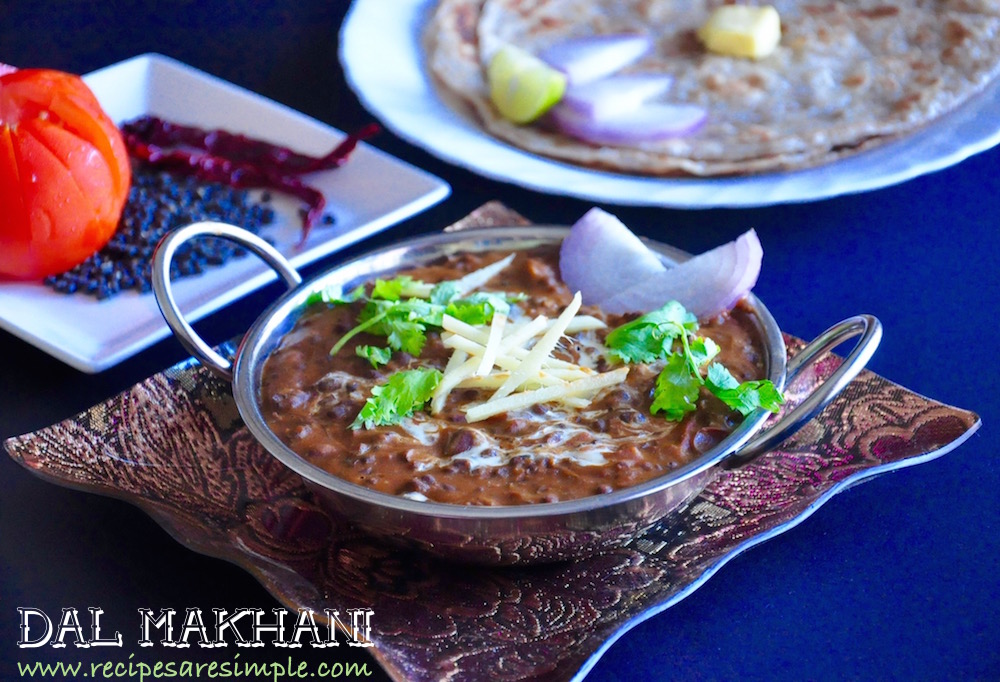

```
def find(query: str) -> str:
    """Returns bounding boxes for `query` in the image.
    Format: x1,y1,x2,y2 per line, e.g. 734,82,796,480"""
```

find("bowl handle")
152,221,302,381
723,314,882,469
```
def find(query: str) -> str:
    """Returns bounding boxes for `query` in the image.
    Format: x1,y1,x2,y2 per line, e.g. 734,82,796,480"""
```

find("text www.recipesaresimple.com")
16,654,373,681
13,607,377,680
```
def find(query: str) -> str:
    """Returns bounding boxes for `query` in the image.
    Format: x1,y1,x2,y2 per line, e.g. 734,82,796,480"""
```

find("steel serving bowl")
152,222,881,565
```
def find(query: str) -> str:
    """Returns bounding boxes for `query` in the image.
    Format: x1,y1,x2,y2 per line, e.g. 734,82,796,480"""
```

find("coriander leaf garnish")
361,299,438,356
328,305,391,357
605,300,695,363
370,277,407,301
606,300,784,421
458,291,514,314
705,363,785,416
351,368,443,429
705,362,740,392
385,317,429,356
371,275,426,301
356,344,392,368
304,283,364,308
688,336,720,369
330,299,441,358
329,257,524,364
443,292,513,327
650,353,701,420
430,280,460,305
444,299,493,326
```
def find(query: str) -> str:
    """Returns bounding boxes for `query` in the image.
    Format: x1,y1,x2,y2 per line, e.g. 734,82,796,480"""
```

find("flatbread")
425,0,1000,176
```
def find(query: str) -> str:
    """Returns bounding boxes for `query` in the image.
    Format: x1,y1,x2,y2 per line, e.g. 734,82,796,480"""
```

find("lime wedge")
488,45,567,124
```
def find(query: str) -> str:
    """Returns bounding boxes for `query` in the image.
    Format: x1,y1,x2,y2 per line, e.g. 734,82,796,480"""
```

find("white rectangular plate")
0,53,450,373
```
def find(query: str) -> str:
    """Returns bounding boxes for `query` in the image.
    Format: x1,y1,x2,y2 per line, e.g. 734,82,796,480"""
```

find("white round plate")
340,0,1000,208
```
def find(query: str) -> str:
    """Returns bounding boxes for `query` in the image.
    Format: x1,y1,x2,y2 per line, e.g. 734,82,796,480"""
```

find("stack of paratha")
425,0,1000,176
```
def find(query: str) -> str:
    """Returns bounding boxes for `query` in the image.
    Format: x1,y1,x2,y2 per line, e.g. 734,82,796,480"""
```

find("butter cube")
697,5,781,59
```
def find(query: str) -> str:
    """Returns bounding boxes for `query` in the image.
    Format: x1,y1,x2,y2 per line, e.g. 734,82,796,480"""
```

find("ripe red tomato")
0,68,131,280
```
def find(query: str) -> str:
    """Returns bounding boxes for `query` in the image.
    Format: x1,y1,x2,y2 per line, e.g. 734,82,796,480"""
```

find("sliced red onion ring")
551,101,707,145
539,34,652,85
559,207,667,306
562,73,673,120
601,230,763,319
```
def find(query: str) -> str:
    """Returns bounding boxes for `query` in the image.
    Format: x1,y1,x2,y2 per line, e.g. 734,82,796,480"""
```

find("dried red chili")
121,117,379,243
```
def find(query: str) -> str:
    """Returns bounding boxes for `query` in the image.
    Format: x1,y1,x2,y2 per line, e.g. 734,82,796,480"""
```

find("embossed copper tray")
3,204,981,681
150,218,879,565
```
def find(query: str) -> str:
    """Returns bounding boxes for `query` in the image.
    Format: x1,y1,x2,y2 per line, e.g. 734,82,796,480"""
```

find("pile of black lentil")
44,166,276,300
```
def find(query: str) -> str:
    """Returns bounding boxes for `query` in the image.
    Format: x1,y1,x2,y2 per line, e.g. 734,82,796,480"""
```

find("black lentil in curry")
260,246,767,505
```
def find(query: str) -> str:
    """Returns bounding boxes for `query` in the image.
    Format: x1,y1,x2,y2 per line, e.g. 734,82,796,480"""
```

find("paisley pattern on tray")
4,204,981,682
